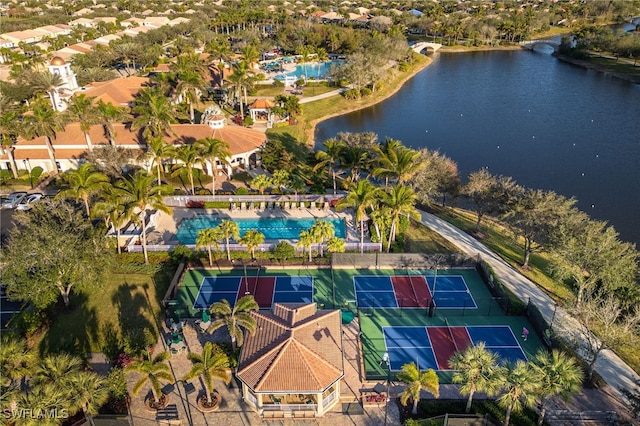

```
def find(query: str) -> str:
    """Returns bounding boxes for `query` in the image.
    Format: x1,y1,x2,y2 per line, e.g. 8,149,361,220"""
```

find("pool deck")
151,206,365,245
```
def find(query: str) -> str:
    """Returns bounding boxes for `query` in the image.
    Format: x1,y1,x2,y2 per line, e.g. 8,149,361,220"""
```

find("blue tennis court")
382,325,527,371
426,275,469,292
383,327,438,371
194,276,242,309
427,276,477,309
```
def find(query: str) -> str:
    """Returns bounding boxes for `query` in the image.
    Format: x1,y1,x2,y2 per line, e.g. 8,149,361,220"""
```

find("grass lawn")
405,219,463,254
33,267,173,360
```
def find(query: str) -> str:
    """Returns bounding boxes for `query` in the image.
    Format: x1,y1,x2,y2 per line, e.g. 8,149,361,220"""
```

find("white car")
15,193,43,211
1,192,27,209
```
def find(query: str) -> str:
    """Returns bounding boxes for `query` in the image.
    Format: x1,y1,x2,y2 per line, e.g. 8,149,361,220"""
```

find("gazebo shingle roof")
236,303,343,393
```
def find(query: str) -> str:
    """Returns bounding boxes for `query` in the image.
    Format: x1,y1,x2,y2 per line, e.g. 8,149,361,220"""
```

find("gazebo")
236,303,344,419
248,99,275,122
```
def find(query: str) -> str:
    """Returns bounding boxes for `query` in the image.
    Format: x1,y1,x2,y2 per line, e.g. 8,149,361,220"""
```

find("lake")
315,50,640,247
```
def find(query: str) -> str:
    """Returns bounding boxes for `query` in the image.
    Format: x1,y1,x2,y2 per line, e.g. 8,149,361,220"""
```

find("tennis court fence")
331,253,477,270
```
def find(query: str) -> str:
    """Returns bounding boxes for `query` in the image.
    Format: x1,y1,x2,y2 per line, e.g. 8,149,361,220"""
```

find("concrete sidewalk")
418,210,640,398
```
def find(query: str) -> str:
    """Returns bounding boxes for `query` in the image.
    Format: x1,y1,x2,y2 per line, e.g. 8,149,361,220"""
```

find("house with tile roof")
236,303,344,419
80,76,150,107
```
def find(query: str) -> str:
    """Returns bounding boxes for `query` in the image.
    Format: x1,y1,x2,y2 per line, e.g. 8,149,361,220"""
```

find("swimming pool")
174,216,346,243
274,60,345,81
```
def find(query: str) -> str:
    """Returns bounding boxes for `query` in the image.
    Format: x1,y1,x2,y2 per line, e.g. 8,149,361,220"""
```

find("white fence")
126,242,382,253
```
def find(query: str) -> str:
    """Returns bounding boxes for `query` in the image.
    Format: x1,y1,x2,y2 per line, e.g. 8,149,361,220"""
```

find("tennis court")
193,275,314,310
382,325,527,371
354,274,476,309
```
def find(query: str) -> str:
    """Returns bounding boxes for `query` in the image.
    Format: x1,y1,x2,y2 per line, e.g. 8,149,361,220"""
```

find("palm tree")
449,342,503,413
146,137,175,185
0,108,19,178
56,164,110,217
32,353,83,388
381,185,420,253
126,351,173,404
0,335,33,387
208,295,259,350
297,230,315,262
183,342,231,405
498,361,540,426
30,71,65,111
531,350,583,426
337,180,380,253
65,94,100,151
314,138,344,195
171,144,202,195
397,362,440,415
196,228,222,267
21,98,66,174
68,371,109,426
17,383,68,426
132,87,176,139
96,100,130,146
173,69,205,124
339,144,369,184
241,44,260,70
116,171,174,264
240,229,265,259
326,237,345,254
206,38,232,82
216,219,239,261
227,61,252,118
93,185,135,255
249,174,272,195
196,137,231,197
374,139,422,186
310,220,335,258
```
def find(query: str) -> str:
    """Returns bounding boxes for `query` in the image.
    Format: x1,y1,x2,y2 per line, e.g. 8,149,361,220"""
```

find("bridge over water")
411,42,443,54
519,39,561,51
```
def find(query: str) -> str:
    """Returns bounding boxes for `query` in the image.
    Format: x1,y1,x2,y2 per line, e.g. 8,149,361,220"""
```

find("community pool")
174,216,346,243
274,60,344,81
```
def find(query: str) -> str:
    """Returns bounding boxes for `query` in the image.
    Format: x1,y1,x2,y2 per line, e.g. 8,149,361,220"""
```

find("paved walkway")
418,210,640,398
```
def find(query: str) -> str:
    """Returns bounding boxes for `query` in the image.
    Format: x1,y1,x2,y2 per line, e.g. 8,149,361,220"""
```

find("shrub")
361,87,372,97
106,368,129,400
343,88,360,100
235,187,249,195
12,310,46,337
398,62,411,72
170,244,193,264
272,241,295,263
272,79,284,87
186,200,205,208
243,115,254,126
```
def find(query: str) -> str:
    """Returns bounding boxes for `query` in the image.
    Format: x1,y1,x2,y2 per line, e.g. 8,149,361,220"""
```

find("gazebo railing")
263,404,317,411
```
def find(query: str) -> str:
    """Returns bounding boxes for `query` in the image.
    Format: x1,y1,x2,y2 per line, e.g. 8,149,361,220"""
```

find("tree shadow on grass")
38,292,99,359
111,282,158,356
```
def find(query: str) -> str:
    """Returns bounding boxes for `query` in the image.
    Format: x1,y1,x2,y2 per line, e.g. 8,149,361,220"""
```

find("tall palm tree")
227,61,252,119
241,45,260,70
498,361,540,426
183,342,231,405
65,94,100,151
531,350,583,426
132,87,176,139
240,229,265,259
216,219,240,261
374,139,422,185
208,295,259,350
196,227,222,267
196,137,231,197
326,237,345,254
56,164,110,217
382,185,420,253
206,38,232,82
0,108,19,178
297,230,315,262
30,71,65,111
310,220,335,258
0,335,33,387
314,138,344,195
126,351,173,404
171,144,202,195
116,171,174,264
449,342,503,413
339,144,369,184
337,180,380,253
68,371,109,426
32,353,83,389
173,69,205,124
146,137,175,185
397,362,440,415
96,100,130,146
17,383,68,426
93,185,135,255
21,98,66,174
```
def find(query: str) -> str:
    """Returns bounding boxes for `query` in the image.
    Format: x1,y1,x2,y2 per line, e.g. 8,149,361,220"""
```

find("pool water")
174,216,346,243
274,60,344,81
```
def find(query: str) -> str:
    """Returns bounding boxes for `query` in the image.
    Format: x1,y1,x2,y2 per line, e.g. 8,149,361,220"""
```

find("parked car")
15,193,43,211
1,192,27,209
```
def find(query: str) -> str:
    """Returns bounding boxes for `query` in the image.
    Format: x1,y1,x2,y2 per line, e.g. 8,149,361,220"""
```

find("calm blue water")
275,60,344,81
316,51,640,246
174,217,346,243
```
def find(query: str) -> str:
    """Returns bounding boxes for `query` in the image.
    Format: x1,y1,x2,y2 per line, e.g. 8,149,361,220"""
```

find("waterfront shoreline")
553,53,640,84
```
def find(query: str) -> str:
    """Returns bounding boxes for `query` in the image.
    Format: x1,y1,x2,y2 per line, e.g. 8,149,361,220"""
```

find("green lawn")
405,219,463,254
34,267,173,360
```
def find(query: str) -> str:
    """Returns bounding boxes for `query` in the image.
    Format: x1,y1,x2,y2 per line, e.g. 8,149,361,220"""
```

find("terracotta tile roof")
168,124,266,155
237,303,343,393
81,76,150,106
249,99,275,109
